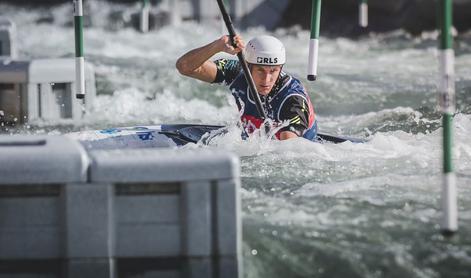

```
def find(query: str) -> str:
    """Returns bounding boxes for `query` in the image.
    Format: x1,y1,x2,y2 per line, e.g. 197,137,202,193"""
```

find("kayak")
67,124,367,150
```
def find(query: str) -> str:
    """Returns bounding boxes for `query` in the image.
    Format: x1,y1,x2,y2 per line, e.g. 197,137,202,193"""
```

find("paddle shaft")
215,0,267,120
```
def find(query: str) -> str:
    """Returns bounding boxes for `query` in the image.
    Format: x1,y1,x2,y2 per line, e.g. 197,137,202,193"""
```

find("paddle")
215,0,269,127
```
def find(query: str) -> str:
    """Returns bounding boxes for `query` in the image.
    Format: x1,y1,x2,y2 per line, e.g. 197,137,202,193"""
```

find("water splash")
2,3,471,277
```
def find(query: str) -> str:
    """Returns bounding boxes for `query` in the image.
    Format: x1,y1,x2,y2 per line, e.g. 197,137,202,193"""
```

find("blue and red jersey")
213,59,317,140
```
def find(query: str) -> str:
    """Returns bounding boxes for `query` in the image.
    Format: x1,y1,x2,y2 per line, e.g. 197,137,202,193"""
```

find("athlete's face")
250,65,282,95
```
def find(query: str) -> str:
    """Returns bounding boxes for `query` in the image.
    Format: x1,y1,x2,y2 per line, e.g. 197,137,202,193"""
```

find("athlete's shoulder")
282,73,306,94
213,59,242,85
214,59,240,72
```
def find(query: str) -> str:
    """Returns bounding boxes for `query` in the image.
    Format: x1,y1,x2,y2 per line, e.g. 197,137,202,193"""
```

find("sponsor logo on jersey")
216,59,227,69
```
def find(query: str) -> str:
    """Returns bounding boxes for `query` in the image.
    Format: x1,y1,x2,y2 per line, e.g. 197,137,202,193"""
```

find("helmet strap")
270,64,284,95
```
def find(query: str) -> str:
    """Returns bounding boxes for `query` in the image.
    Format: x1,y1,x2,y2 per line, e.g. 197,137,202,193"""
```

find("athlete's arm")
279,130,298,140
278,95,311,140
176,35,244,83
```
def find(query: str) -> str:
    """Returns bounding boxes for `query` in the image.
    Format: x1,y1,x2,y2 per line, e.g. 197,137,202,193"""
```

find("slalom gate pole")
215,0,267,121
140,0,150,33
169,0,181,26
438,0,457,237
307,0,321,81
73,0,85,99
359,0,368,27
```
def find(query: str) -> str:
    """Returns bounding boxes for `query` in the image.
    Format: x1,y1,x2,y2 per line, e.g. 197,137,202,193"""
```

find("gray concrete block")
0,227,60,259
0,61,28,83
122,270,179,278
63,183,114,258
0,195,61,259
0,196,59,226
0,136,89,184
0,259,59,278
0,135,242,276
0,58,96,124
214,179,241,256
181,180,212,257
217,257,241,278
117,258,182,278
116,225,180,257
116,194,180,224
89,149,240,183
65,258,115,278
183,258,212,278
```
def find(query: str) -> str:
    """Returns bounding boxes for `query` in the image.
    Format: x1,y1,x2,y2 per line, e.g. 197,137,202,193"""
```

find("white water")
2,2,471,277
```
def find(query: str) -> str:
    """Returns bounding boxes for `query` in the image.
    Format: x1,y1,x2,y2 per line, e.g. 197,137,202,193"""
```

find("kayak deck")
69,124,367,150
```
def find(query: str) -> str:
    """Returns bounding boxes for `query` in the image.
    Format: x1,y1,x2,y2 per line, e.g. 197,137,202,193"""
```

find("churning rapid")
2,2,471,277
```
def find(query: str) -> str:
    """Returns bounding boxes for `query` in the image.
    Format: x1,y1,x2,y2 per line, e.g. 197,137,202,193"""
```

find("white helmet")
245,35,286,66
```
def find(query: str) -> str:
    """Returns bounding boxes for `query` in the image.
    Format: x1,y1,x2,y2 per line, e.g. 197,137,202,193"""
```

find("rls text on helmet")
257,57,278,64
245,35,286,66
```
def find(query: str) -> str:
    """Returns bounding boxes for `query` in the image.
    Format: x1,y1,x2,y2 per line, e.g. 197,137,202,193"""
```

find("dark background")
1,0,470,36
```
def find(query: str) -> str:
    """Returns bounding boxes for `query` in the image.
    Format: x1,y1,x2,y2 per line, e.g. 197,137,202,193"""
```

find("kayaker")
176,34,317,140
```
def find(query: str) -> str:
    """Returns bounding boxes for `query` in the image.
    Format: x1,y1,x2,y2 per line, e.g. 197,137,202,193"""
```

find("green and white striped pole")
359,0,368,27
73,0,85,99
140,0,150,33
438,0,457,236
307,0,321,81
